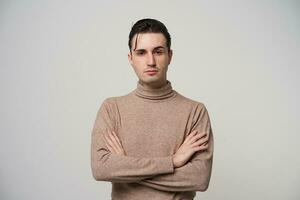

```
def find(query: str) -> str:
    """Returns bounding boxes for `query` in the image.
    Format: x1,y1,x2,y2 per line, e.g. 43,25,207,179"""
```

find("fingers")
185,130,208,145
191,136,209,148
103,130,123,154
111,130,123,148
109,131,124,153
103,130,118,153
104,138,115,153
186,130,209,151
193,142,209,151
111,130,126,155
184,130,198,144
189,131,208,144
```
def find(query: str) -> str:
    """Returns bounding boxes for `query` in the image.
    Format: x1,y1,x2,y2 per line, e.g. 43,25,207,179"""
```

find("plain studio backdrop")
0,1,299,199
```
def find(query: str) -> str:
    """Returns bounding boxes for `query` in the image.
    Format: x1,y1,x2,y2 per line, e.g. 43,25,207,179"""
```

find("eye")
136,51,145,56
154,50,163,55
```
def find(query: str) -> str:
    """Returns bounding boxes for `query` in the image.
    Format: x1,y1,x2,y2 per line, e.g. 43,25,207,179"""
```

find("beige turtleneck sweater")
91,80,214,200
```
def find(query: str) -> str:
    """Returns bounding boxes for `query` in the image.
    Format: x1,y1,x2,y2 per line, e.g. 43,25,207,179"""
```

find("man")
91,18,214,200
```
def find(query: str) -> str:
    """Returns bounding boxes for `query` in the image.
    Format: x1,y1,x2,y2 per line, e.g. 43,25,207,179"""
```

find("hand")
102,129,127,156
172,130,209,168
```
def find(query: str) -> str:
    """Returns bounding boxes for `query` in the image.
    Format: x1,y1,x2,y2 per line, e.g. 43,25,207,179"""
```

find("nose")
147,53,156,67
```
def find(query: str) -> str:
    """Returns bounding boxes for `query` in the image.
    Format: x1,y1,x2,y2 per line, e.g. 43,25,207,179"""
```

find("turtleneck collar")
134,79,177,101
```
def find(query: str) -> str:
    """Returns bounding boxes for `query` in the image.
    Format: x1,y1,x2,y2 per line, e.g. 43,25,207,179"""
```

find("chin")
140,77,160,83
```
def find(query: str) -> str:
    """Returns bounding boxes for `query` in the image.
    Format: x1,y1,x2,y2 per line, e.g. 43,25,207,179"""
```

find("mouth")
145,70,158,76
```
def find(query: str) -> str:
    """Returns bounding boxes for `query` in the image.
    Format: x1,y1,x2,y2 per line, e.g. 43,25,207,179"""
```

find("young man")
91,18,214,200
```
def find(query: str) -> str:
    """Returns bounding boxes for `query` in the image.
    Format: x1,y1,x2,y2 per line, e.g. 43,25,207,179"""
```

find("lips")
145,70,158,72
145,70,158,76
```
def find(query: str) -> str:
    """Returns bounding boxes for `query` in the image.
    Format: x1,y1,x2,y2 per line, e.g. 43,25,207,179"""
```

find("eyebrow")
134,46,166,52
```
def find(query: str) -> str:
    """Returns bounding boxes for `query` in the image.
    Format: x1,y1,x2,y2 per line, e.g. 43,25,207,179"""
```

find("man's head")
128,18,173,89
128,18,171,52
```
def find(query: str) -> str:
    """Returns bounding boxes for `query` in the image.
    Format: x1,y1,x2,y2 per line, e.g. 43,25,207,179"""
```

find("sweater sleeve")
137,103,214,192
91,98,174,183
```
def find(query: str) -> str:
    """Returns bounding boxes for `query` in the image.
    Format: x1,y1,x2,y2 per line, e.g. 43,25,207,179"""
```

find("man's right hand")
172,130,209,168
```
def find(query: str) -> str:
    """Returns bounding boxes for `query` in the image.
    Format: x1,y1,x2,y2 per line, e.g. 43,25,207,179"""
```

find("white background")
1,0,299,199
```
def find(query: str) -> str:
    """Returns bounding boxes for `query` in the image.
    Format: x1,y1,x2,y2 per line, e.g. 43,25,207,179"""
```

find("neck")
138,79,167,90
134,79,176,101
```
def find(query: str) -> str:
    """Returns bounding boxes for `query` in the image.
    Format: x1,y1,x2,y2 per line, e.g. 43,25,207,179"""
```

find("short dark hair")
128,18,171,52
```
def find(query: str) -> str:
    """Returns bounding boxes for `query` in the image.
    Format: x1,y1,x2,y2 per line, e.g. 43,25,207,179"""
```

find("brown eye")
155,51,163,55
136,51,145,56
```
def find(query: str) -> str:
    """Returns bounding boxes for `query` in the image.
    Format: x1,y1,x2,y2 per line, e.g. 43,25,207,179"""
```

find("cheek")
131,60,144,74
132,57,145,66
157,56,169,65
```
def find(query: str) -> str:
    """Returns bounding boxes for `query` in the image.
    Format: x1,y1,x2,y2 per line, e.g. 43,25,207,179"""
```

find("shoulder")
175,91,207,110
103,93,129,104
100,96,118,108
100,93,130,109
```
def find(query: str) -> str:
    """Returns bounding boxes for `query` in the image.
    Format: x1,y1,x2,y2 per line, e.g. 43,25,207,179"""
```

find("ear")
168,49,173,65
128,52,133,65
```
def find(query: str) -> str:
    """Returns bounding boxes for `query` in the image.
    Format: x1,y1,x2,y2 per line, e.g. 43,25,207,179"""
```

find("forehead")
132,33,167,50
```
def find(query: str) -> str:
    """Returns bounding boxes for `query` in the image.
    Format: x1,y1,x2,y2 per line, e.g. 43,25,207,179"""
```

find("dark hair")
128,18,171,52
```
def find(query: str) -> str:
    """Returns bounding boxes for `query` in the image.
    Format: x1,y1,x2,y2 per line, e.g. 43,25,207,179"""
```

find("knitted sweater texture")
91,80,214,200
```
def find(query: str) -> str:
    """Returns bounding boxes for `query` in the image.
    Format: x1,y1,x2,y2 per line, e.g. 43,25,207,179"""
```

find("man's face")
128,33,173,88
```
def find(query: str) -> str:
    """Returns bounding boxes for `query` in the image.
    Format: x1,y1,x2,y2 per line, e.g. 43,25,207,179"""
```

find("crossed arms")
90,99,214,192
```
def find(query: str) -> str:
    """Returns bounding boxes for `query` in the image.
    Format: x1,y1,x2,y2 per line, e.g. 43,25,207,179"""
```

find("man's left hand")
103,130,127,156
